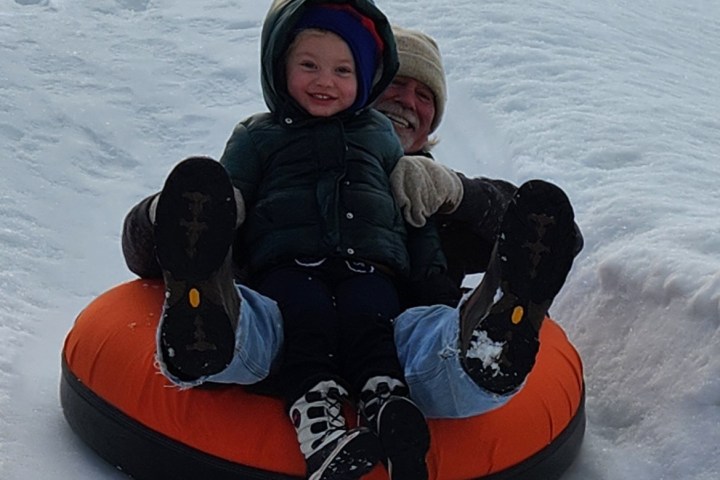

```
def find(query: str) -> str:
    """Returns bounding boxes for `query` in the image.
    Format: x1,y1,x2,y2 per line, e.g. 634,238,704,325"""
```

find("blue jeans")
158,285,513,418
156,284,284,389
393,304,512,418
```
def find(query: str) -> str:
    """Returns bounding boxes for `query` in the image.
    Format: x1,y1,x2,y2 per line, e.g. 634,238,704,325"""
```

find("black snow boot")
154,156,240,382
290,380,383,480
459,180,577,394
359,376,430,480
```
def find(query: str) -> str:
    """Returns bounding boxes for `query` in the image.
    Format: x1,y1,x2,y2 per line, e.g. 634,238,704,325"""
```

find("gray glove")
390,155,464,227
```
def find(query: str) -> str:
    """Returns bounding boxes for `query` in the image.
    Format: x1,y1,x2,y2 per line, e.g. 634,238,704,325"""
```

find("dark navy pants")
255,260,404,405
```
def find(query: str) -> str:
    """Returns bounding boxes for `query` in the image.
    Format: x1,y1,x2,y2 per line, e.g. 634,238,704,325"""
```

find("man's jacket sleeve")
121,193,162,278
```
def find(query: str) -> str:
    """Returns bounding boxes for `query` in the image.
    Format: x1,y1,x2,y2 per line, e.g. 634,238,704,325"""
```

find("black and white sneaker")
305,427,383,480
291,381,383,480
359,377,430,480
460,180,577,394
154,156,240,382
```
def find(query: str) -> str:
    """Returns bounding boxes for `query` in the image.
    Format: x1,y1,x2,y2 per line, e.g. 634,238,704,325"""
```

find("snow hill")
1,1,719,478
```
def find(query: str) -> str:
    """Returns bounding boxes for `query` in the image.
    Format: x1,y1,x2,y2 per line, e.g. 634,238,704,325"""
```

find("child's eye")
336,66,354,75
300,60,316,69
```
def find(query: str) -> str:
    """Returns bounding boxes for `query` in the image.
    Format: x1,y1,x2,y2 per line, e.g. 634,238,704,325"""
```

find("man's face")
374,76,436,154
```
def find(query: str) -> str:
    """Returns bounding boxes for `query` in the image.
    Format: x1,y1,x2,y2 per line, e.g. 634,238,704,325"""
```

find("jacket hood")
260,0,398,120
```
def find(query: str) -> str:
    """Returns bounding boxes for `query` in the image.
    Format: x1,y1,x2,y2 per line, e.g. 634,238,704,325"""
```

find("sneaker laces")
359,376,408,428
291,381,349,458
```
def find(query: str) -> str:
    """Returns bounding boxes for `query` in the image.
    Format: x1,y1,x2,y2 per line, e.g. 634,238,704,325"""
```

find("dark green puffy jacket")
220,0,446,280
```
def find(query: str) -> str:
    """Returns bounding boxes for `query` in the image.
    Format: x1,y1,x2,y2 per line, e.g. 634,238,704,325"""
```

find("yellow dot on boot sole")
189,288,201,308
511,306,524,324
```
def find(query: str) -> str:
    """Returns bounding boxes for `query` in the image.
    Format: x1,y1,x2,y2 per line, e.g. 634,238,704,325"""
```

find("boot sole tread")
154,157,236,281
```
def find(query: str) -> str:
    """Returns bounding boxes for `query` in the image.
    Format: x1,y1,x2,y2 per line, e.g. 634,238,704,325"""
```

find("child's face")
286,30,358,117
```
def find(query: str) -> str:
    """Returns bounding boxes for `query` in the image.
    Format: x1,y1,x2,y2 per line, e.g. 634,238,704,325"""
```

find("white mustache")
377,103,418,130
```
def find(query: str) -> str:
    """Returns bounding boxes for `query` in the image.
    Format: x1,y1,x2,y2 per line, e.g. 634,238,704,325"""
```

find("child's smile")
286,30,358,117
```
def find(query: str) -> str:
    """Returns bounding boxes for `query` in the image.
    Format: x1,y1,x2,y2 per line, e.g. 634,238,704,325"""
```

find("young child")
139,1,450,479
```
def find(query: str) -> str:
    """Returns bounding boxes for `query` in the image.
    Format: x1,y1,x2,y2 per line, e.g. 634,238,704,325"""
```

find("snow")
465,330,504,377
1,0,719,478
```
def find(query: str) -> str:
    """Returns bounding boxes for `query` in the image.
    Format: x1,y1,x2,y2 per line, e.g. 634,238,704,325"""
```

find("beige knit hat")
392,25,447,133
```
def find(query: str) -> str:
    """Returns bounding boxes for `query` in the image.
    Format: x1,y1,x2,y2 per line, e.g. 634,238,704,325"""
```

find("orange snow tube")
61,279,585,479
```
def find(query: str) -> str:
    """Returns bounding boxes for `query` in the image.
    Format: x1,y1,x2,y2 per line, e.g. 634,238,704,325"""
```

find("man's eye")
417,91,433,103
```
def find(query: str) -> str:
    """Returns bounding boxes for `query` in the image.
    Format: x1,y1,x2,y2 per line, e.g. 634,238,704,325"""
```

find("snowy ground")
1,0,719,478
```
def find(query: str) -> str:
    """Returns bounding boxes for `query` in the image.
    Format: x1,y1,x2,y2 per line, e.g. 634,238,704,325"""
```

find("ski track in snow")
1,1,720,479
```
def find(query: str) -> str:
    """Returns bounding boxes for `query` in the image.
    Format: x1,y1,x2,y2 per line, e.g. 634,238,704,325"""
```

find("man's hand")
391,155,464,227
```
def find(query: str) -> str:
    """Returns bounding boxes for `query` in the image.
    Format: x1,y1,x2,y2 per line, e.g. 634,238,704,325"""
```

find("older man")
380,26,583,417
377,27,524,307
